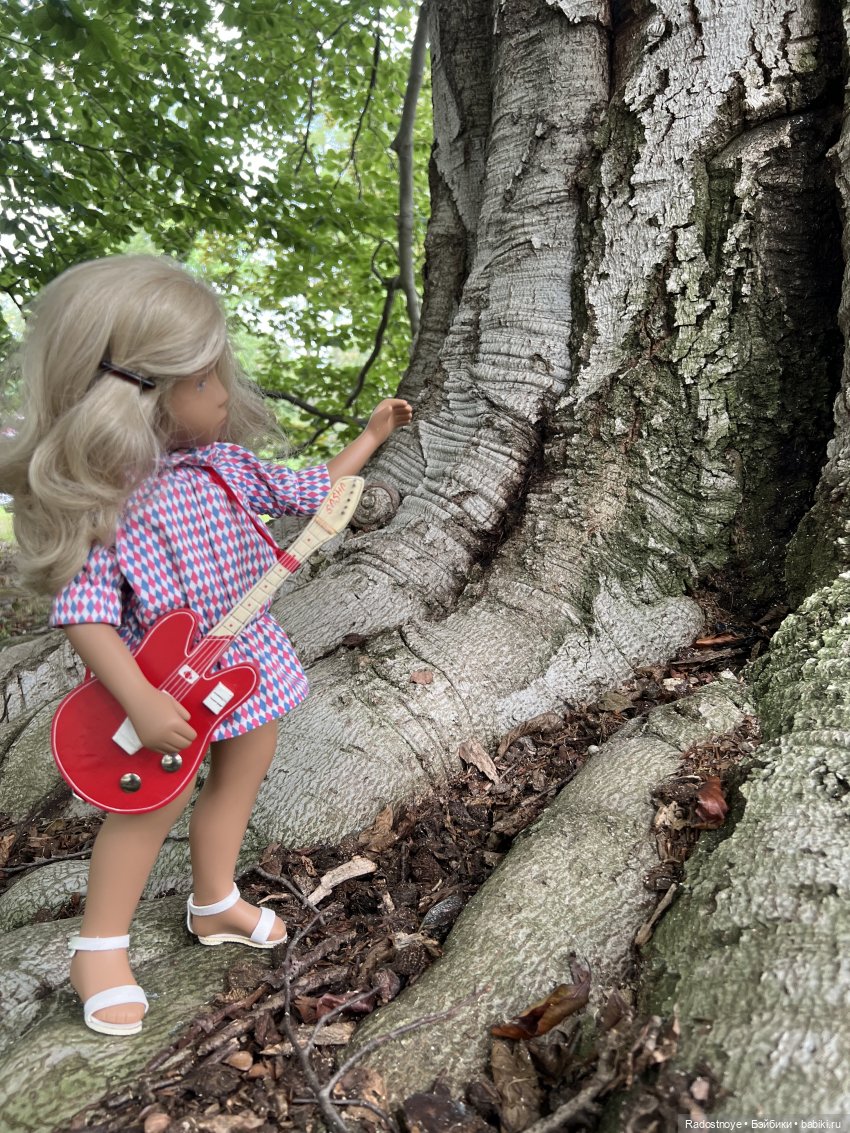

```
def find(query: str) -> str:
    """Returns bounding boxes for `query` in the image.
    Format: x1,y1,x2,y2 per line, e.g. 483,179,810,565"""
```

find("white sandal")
186,883,286,949
67,934,149,1037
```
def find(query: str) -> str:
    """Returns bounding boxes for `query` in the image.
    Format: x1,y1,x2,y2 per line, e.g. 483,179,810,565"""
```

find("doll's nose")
214,374,229,406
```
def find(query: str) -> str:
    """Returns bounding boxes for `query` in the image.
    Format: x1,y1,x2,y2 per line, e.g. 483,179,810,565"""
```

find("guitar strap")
197,464,301,574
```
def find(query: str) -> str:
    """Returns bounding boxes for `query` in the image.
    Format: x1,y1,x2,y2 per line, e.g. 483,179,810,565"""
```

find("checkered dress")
50,443,331,740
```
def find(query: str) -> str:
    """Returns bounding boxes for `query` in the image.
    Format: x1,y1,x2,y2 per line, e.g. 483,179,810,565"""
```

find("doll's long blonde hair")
0,254,281,595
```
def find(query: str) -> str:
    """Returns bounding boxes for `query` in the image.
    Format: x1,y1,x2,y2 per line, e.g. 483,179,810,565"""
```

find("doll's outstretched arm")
63,624,197,753
326,397,413,483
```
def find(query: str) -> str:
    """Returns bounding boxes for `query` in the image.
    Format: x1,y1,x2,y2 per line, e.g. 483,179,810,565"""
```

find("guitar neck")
208,517,334,640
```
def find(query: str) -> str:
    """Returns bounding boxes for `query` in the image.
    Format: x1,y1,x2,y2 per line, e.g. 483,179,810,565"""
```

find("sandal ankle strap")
68,934,130,955
187,882,240,918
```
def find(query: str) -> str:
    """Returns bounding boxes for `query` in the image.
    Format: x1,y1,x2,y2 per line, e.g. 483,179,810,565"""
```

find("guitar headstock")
316,475,365,534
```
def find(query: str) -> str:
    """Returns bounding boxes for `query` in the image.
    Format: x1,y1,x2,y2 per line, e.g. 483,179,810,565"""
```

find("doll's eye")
196,378,207,391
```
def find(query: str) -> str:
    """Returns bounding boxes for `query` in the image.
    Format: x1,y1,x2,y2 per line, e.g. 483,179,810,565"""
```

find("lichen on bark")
640,575,850,1112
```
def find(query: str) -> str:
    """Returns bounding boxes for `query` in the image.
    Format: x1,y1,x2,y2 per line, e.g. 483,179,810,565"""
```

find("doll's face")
166,367,229,448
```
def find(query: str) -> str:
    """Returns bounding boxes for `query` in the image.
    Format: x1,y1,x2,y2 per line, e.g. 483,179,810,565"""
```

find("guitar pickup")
203,682,235,713
112,717,143,755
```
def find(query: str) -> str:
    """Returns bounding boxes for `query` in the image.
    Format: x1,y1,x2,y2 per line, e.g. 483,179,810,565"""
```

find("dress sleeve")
49,543,125,628
205,444,332,518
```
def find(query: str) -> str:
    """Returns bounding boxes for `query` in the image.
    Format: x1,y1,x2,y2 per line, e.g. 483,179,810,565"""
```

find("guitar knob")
161,754,183,772
119,773,142,793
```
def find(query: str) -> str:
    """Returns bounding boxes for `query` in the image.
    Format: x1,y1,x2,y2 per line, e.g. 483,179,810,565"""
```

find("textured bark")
346,678,752,1101
0,897,269,1133
639,584,850,1115
633,5,850,1114
0,0,847,1121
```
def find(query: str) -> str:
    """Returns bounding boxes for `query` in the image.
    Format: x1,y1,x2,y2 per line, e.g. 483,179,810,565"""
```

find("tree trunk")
1,0,848,1124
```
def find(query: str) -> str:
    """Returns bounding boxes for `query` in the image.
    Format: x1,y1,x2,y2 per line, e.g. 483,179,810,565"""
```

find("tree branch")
390,2,428,340
295,76,318,175
291,421,335,457
344,275,400,409
334,22,382,195
261,387,365,428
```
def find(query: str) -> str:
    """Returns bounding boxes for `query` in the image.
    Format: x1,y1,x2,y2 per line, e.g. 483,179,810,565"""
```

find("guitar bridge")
203,682,235,713
112,717,143,755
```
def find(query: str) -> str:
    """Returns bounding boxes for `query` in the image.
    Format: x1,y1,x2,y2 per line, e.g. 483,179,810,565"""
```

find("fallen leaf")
653,801,688,832
357,804,396,852
371,967,402,1004
490,1038,543,1133
333,1065,389,1126
597,690,636,713
309,854,378,902
410,669,433,684
458,739,500,782
293,993,317,1023
693,777,728,828
694,632,740,646
401,1090,477,1133
598,987,630,1032
497,713,563,757
491,964,591,1039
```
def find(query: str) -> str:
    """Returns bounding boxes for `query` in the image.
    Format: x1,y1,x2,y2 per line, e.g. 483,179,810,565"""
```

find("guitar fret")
208,558,304,640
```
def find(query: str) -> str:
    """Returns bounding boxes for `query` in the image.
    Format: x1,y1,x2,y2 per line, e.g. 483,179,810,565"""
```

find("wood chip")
308,854,377,903
223,1050,253,1072
143,1114,171,1133
312,1021,357,1045
634,884,679,948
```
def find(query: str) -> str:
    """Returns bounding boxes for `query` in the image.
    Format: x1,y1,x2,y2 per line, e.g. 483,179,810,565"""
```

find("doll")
0,254,412,1035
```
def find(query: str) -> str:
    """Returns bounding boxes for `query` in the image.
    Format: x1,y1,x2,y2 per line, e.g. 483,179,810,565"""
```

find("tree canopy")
0,0,429,458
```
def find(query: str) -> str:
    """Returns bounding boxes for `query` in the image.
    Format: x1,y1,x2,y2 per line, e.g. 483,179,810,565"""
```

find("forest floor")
0,564,777,1133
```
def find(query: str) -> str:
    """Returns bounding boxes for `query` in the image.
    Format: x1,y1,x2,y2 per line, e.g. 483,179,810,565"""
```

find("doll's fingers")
164,688,191,716
176,723,198,745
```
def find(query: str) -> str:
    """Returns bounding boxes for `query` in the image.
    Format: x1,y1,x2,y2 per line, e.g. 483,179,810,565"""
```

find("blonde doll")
0,254,412,1036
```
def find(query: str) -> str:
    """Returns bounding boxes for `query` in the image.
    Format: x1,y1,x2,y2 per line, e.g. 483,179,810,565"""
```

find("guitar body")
51,609,259,814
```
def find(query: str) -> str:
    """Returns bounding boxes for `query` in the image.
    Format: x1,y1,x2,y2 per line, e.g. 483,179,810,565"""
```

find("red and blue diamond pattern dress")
50,443,331,740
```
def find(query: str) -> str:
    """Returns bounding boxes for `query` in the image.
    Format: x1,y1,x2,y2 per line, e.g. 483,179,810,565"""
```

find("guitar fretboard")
202,513,339,650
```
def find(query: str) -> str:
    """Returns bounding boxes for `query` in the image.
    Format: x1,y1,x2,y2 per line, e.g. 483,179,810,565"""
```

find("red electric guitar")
51,473,364,815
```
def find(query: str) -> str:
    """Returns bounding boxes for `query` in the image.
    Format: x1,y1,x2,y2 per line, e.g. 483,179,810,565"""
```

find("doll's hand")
126,685,198,753
365,398,413,446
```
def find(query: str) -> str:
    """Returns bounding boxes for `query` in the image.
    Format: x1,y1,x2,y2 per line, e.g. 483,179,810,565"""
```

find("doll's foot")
69,937,148,1034
186,884,287,948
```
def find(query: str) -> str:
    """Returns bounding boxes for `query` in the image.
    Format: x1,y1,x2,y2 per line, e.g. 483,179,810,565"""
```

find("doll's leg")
187,721,286,942
70,777,197,1027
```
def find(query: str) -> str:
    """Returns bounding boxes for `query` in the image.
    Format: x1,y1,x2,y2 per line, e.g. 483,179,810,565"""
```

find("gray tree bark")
0,0,848,1127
